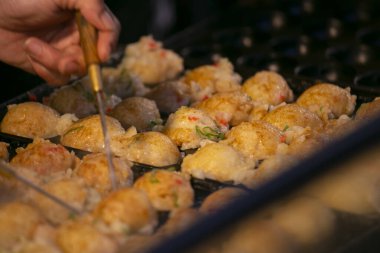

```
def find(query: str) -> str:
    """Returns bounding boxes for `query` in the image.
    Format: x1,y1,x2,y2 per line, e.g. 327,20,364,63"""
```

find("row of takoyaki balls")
1,35,380,253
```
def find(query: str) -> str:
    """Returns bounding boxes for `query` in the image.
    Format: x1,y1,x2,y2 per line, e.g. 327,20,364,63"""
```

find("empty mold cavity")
354,71,380,89
325,44,375,65
357,27,380,48
295,63,356,83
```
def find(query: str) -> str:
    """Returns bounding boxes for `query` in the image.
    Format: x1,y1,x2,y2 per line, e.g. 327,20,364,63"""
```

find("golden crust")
76,153,133,195
263,103,323,131
60,115,125,152
134,170,194,211
93,188,157,235
1,102,61,138
242,71,294,106
10,138,77,176
297,83,356,121
182,58,242,102
222,121,284,159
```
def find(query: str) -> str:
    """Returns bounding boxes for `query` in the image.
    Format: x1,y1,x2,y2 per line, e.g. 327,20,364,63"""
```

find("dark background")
0,0,235,104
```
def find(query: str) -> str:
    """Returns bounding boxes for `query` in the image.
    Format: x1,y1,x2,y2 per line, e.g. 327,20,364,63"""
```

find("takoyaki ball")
56,220,117,253
222,219,297,253
242,71,294,106
155,208,199,238
0,202,44,251
301,147,380,215
92,188,157,235
76,153,133,195
285,127,328,158
163,106,222,150
109,97,161,132
145,80,191,115
269,197,336,249
323,115,354,138
181,58,242,102
181,142,256,184
0,102,76,138
199,187,248,215
134,170,194,211
27,178,89,225
194,91,254,130
296,83,356,121
248,102,270,121
355,97,380,121
120,36,183,85
0,142,9,161
263,103,323,132
112,131,180,167
10,138,77,177
246,155,295,189
61,114,125,152
222,121,285,160
47,84,97,118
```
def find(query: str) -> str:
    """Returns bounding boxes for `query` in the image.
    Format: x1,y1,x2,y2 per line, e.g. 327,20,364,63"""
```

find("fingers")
24,37,86,85
74,0,120,61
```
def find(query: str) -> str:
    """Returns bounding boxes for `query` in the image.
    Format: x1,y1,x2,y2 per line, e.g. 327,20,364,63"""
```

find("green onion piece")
149,171,160,184
167,167,177,172
282,125,289,132
195,126,225,141
63,126,84,137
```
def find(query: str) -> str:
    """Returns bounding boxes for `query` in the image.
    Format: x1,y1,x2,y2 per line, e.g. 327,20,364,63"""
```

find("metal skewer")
75,12,117,190
0,160,81,215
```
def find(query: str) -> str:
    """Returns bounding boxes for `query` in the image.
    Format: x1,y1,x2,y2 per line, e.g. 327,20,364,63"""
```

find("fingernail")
25,39,42,58
101,10,114,27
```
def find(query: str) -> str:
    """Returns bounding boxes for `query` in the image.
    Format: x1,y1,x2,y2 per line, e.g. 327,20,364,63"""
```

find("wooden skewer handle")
75,12,100,66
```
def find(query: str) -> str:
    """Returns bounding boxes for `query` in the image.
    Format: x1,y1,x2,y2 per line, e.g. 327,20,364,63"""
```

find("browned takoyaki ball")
242,71,294,106
262,103,323,132
0,142,9,161
10,138,77,177
134,170,194,211
60,115,125,153
75,153,133,195
182,58,242,102
92,188,157,236
355,97,380,121
297,83,356,121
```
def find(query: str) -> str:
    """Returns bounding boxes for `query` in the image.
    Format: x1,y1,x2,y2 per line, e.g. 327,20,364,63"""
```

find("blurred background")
0,0,235,103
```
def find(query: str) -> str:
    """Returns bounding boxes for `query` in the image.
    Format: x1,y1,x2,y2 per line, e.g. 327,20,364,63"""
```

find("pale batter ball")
92,188,157,236
355,97,380,121
242,71,294,106
10,138,77,177
269,197,336,249
121,36,183,85
134,170,194,211
27,178,89,225
0,142,9,161
182,58,242,102
297,83,356,121
195,91,254,130
76,153,133,195
145,80,191,114
222,121,284,160
199,187,248,215
163,106,223,150
0,202,44,251
60,114,125,152
181,142,256,184
1,102,67,138
112,131,180,167
109,97,161,132
56,220,117,253
263,103,323,131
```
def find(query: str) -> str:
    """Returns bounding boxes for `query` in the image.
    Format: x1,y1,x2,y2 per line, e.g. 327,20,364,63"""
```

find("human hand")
0,0,120,85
